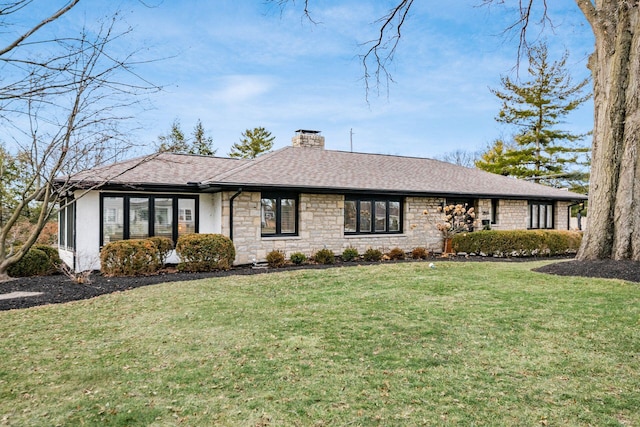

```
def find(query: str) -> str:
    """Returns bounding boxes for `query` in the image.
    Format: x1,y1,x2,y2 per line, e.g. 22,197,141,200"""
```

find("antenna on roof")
350,128,354,152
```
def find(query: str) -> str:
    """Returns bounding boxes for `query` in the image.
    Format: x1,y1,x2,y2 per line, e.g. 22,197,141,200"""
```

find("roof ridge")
201,147,290,183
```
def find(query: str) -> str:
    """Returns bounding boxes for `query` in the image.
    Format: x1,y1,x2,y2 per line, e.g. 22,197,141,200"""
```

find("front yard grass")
1,261,639,426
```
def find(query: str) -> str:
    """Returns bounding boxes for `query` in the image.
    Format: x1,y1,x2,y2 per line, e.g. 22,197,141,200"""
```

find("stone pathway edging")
0,291,43,300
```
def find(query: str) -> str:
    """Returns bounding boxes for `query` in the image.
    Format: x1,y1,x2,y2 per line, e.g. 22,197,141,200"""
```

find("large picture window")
101,194,198,246
529,201,554,229
344,196,402,234
261,192,298,236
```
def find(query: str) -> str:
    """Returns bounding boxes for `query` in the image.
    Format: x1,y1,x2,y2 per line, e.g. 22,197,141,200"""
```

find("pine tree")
228,127,275,159
478,43,591,192
157,119,217,156
190,120,217,156
157,119,189,153
475,139,522,177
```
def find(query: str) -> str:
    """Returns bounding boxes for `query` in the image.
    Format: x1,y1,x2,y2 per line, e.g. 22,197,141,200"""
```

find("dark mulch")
533,259,640,284
1,256,638,311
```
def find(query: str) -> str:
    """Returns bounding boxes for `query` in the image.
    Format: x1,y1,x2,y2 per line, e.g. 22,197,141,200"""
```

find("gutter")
229,188,243,241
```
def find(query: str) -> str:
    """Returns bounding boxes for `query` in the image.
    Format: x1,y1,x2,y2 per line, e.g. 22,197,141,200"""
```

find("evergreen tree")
228,127,275,159
157,119,189,153
475,139,522,177
191,119,217,156
157,119,217,156
478,43,591,192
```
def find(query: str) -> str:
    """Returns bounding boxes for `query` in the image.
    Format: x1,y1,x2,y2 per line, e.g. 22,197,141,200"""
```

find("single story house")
56,130,587,271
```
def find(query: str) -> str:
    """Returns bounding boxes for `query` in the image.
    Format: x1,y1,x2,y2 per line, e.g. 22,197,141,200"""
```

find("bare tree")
274,0,640,261
0,3,160,279
437,149,480,168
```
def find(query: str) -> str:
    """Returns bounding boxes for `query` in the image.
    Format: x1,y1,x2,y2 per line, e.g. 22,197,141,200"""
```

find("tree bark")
577,1,640,260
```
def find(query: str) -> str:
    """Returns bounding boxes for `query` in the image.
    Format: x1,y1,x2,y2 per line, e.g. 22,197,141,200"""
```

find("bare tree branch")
360,0,413,100
0,4,161,278
0,0,80,56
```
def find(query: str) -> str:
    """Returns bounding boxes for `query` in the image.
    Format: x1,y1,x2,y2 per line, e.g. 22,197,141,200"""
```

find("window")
58,198,76,251
129,197,150,239
344,196,403,234
491,199,499,224
102,197,124,244
101,194,198,245
178,199,196,235
529,201,554,229
261,192,298,236
154,198,173,240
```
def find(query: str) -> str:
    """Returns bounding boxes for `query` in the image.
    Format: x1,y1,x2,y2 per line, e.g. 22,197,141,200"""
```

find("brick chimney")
292,129,324,149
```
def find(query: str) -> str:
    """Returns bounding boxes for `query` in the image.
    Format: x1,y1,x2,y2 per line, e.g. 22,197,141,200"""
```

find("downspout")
229,188,242,241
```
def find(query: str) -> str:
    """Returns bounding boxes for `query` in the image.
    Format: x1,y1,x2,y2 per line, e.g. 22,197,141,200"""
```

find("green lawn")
1,261,639,426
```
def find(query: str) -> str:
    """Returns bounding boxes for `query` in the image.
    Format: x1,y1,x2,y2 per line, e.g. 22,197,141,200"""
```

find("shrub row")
451,230,582,257
100,238,165,277
175,234,235,272
265,246,432,268
100,234,236,276
7,244,62,277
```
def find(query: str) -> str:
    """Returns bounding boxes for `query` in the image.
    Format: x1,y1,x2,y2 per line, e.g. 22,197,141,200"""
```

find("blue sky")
36,1,596,159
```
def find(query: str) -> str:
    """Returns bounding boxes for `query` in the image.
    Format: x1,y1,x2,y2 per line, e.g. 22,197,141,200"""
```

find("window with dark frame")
58,198,76,251
491,199,498,224
528,201,555,229
261,192,298,236
100,194,198,246
344,196,403,235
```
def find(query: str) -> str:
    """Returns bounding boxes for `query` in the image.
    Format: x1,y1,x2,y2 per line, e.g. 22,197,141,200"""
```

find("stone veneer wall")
223,191,572,265
555,201,572,230
491,199,529,230
225,192,447,265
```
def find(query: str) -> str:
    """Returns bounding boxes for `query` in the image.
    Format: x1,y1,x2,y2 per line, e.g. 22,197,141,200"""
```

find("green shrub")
387,247,405,260
266,250,286,268
452,230,582,257
363,248,383,262
314,248,335,265
289,252,307,265
7,247,51,277
411,247,428,260
100,239,160,276
341,247,359,262
175,233,235,272
147,236,174,266
34,244,62,273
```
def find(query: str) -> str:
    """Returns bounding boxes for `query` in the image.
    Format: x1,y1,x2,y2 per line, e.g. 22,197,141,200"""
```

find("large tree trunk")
577,1,640,261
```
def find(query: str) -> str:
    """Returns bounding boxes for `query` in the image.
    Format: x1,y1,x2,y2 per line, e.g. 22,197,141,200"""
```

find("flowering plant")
424,204,476,239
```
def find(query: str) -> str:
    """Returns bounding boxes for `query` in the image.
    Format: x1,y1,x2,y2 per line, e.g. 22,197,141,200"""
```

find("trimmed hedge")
411,247,428,260
7,244,61,277
147,236,174,266
266,250,286,268
451,230,582,257
363,248,383,262
387,247,405,260
341,247,359,262
314,248,335,265
175,233,235,272
289,252,307,265
100,239,161,276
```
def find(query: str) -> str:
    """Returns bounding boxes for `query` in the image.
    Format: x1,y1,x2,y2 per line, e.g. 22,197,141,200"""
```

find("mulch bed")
1,256,638,311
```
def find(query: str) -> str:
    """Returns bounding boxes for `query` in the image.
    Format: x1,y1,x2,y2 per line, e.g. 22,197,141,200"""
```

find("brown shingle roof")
62,147,586,201
203,147,586,200
61,153,248,187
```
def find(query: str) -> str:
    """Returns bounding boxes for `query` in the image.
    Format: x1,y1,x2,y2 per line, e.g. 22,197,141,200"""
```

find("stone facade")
291,130,325,149
225,192,574,265
492,199,529,230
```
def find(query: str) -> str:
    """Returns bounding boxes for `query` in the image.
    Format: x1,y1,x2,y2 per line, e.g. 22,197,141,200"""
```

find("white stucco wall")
200,192,222,234
72,191,102,271
65,191,221,272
